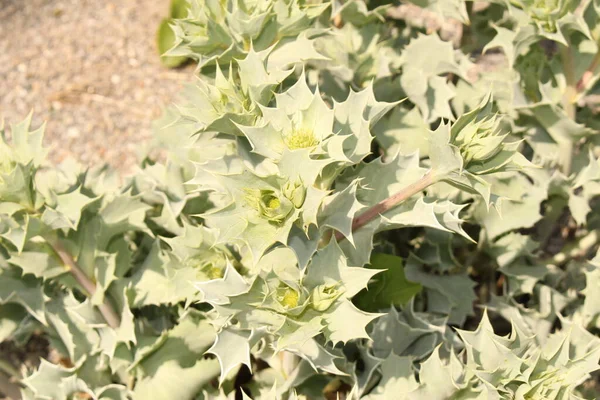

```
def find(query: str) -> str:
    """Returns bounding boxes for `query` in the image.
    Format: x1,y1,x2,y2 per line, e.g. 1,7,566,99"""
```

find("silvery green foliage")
362,311,600,400
167,0,330,68
3,1,600,399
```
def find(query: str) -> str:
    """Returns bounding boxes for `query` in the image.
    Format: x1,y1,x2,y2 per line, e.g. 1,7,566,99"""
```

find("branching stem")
44,236,121,329
334,171,436,242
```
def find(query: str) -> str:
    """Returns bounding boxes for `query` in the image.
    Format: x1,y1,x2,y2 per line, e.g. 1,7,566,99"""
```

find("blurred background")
0,0,193,174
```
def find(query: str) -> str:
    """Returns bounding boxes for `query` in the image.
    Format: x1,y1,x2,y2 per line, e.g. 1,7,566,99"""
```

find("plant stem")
44,236,121,329
576,50,600,92
0,360,22,400
0,360,20,382
334,171,436,242
558,141,574,176
575,0,600,92
558,43,577,175
575,0,591,17
0,372,21,400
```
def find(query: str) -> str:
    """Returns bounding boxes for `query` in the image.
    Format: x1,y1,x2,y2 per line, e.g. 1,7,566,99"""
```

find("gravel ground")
0,0,193,174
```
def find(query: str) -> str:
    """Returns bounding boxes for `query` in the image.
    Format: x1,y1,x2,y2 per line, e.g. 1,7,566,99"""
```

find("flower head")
452,115,506,168
245,189,294,224
311,283,343,311
523,0,574,33
284,127,319,150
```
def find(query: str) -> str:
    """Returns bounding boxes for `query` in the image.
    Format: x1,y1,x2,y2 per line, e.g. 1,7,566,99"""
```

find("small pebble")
67,127,80,138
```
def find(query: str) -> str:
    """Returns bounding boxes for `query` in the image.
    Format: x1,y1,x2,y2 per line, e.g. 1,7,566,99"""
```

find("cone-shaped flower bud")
282,180,306,208
452,115,506,168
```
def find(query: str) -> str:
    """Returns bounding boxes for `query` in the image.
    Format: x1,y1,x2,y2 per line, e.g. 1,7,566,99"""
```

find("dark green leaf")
353,253,422,312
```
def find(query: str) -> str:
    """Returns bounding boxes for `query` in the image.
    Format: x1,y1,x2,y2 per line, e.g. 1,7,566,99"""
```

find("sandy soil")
0,0,193,174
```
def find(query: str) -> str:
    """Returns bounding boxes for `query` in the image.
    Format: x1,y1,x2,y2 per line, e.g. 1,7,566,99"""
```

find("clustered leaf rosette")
238,73,335,160
311,21,403,101
484,0,588,50
177,65,258,136
364,311,600,399
162,221,234,281
192,164,324,265
195,242,382,382
236,74,386,187
167,0,329,67
0,115,242,400
521,0,577,36
174,49,296,138
189,72,397,264
235,70,398,176
457,313,600,399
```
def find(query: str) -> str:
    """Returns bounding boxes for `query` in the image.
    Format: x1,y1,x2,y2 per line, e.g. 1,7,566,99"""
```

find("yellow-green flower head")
276,285,300,309
184,251,229,281
284,127,319,150
245,189,294,224
523,0,573,32
205,264,225,280
266,280,309,316
514,370,566,400
310,283,343,312
239,74,335,162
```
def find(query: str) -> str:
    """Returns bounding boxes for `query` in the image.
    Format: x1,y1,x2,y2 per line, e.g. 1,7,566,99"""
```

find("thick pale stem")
334,171,436,242
558,44,577,175
45,237,121,329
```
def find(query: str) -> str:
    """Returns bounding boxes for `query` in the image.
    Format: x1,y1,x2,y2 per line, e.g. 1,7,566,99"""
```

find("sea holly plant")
3,1,600,400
